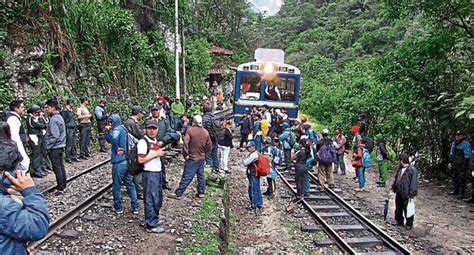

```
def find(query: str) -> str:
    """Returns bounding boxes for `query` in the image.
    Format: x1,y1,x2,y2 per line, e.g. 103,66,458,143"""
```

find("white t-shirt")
137,136,162,172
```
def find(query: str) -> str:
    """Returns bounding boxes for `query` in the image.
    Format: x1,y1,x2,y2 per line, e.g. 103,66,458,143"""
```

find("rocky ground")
31,143,473,254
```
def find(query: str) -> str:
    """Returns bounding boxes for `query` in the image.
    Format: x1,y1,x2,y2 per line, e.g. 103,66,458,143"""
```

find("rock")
171,228,176,234
99,202,112,208
58,229,80,239
176,237,183,243
82,215,101,221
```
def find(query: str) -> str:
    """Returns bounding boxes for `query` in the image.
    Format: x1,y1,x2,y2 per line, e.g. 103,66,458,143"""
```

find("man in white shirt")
5,99,29,171
138,119,167,234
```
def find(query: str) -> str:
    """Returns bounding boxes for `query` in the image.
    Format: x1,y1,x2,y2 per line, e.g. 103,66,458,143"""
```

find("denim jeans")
143,171,163,229
356,166,366,188
112,161,139,210
248,175,263,209
334,153,346,173
205,141,219,169
254,136,262,152
175,159,206,196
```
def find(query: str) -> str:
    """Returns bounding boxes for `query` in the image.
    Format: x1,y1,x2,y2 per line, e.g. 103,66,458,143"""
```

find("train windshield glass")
264,76,296,102
239,75,262,100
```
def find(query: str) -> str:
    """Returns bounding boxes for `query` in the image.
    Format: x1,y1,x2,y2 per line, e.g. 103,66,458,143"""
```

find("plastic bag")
407,198,415,218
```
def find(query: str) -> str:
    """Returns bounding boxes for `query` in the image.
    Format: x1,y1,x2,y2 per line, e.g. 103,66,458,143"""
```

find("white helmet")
193,115,203,127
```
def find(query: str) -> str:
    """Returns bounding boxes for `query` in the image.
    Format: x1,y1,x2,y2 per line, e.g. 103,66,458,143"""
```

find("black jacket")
218,128,233,148
60,108,77,129
27,114,47,135
392,165,418,199
377,142,388,160
124,117,144,140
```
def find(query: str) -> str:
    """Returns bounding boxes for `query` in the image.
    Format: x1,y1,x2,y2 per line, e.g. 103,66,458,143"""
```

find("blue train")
233,48,301,121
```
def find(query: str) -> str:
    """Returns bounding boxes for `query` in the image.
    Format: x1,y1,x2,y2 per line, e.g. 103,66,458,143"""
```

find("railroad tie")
302,224,366,232
317,212,350,217
314,237,383,246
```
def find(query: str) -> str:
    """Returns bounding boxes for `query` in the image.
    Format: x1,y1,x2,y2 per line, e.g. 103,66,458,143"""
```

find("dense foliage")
253,0,473,176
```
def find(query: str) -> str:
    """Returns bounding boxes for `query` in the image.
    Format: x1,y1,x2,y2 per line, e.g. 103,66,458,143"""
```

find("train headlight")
262,63,276,74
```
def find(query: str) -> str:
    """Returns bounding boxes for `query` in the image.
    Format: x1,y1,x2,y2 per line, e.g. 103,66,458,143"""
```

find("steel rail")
41,159,111,194
308,172,411,255
276,169,358,254
28,182,113,252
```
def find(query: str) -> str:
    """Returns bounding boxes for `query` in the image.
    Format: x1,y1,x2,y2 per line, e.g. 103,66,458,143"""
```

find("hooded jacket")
0,186,49,255
104,114,128,164
392,165,418,199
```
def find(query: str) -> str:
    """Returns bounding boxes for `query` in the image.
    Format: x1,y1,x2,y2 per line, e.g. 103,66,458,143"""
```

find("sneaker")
114,208,124,214
167,193,183,200
65,159,73,164
405,225,413,230
196,193,205,198
146,226,165,234
132,208,140,215
340,172,346,175
54,189,65,196
72,158,82,162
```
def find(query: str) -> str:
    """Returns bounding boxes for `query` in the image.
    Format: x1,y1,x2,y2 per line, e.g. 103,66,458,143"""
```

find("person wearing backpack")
137,119,168,233
334,127,347,175
243,141,264,212
279,122,294,172
27,105,47,178
262,137,278,198
1,121,49,254
218,120,233,173
125,106,146,199
169,115,212,200
5,99,29,171
375,134,389,188
293,138,310,201
351,125,362,180
316,129,337,191
104,114,139,214
353,139,371,192
391,153,418,230
203,106,220,170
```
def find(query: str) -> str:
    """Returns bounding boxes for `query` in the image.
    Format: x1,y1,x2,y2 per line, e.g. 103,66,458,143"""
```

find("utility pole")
181,20,187,97
174,0,180,99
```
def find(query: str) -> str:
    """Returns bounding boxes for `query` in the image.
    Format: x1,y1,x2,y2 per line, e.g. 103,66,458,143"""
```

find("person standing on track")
243,141,263,213
77,96,92,159
26,105,47,178
169,115,212,200
333,127,346,175
239,111,252,149
94,99,108,153
316,129,337,191
252,113,263,152
105,114,139,214
279,122,294,172
203,105,221,170
61,98,81,164
5,99,29,171
391,153,418,230
218,119,233,173
45,99,67,195
262,137,279,198
125,106,146,199
293,138,310,202
137,119,167,233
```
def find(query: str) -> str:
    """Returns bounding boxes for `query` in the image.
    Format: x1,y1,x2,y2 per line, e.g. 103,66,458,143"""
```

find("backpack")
204,114,223,141
128,137,149,175
362,135,374,153
253,152,271,176
289,131,296,147
362,148,372,168
317,140,337,164
261,119,270,137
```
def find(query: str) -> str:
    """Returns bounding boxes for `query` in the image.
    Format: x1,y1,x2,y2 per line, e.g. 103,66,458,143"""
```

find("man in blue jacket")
0,170,49,254
448,130,472,200
105,114,139,214
279,122,293,172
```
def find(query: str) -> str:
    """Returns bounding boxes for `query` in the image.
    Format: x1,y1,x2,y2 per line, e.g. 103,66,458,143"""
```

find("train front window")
239,75,261,100
265,76,296,102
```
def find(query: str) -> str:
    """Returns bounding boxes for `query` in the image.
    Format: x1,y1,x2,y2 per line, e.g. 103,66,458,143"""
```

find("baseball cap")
131,105,144,115
193,115,203,127
145,119,159,128
151,104,162,111
322,128,329,135
246,141,256,148
455,130,465,136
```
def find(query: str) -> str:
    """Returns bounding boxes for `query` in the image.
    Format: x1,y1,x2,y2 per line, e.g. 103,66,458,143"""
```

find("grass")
182,187,223,254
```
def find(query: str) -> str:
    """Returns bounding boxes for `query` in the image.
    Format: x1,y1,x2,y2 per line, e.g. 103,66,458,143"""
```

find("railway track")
276,167,411,254
28,148,182,252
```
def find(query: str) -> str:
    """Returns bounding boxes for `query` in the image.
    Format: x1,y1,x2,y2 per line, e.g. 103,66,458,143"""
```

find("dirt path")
336,156,474,254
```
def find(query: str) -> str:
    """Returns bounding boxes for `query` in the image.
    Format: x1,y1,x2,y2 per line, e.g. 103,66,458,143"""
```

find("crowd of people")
0,94,472,252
